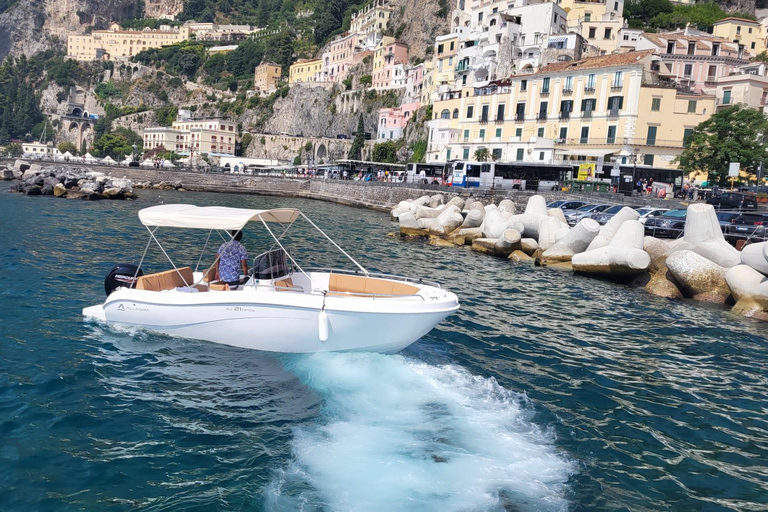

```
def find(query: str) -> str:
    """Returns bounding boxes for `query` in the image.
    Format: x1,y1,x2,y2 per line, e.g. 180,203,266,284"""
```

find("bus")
405,163,452,184
451,161,571,190
579,163,684,196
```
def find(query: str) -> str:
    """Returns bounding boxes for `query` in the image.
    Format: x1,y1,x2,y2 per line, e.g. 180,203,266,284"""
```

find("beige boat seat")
328,274,418,297
136,267,207,292
274,277,302,292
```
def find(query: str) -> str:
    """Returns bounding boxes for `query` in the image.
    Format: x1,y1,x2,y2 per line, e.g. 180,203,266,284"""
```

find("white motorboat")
83,204,459,353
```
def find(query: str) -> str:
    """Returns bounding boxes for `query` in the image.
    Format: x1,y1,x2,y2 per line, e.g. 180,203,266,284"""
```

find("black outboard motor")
104,263,143,296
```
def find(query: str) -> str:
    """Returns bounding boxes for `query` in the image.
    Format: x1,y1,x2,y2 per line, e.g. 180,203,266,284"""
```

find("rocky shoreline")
392,193,768,322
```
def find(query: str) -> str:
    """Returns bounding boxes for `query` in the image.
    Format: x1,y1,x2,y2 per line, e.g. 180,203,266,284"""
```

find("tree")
753,51,768,63
348,114,365,160
359,74,372,87
92,128,143,159
6,142,22,157
677,105,768,186
57,141,77,155
240,133,253,155
372,140,401,163
624,0,674,29
474,147,490,162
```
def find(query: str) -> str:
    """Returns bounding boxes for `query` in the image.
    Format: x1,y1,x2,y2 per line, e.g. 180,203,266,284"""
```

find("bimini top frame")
133,204,369,287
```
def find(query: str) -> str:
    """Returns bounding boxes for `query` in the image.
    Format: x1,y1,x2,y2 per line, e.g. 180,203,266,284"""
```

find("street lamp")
629,148,639,196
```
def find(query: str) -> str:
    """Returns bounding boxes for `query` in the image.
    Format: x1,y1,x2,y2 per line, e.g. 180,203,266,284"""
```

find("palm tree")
474,147,490,162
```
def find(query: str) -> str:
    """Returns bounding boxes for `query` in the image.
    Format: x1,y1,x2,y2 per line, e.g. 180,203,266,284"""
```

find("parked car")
644,209,687,238
336,134,350,139
547,200,588,211
706,192,757,211
724,213,768,244
564,204,612,225
636,207,669,225
716,211,742,232
591,205,632,225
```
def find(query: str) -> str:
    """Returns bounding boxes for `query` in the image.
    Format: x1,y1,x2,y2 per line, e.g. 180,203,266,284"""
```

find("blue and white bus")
451,162,571,190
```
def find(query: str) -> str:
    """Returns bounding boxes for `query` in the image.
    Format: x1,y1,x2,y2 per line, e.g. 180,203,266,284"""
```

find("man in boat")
215,230,248,290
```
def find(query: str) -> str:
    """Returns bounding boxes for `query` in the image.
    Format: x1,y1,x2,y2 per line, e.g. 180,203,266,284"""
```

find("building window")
604,28,612,39
651,98,661,111
542,77,550,93
495,128,502,137
612,71,623,88
496,104,505,121
492,148,502,160
446,149,451,160
463,148,470,159
559,126,567,140
467,105,474,118
687,100,697,113
537,127,544,137
607,125,617,144
646,126,657,145
584,12,591,22
586,74,596,91
440,109,450,119
580,126,589,144
683,128,693,147
464,129,470,141
437,43,444,54
608,96,623,113
520,79,527,92
588,27,596,39
539,151,545,161
450,41,454,51
516,148,524,161
479,129,485,139
687,41,695,55
643,154,654,166
723,89,731,104
515,127,522,137
684,64,692,77
452,108,459,119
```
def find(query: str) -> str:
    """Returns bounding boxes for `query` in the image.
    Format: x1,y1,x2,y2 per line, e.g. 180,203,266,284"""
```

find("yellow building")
67,24,191,61
349,0,394,37
712,17,764,56
427,51,715,169
288,58,323,84
254,62,282,93
557,0,624,54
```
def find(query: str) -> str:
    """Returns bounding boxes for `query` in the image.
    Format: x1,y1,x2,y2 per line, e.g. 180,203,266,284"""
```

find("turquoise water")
1,181,767,511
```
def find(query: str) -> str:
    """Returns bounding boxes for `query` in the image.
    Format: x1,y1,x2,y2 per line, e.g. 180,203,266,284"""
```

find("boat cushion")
274,277,297,291
328,274,418,297
136,267,195,292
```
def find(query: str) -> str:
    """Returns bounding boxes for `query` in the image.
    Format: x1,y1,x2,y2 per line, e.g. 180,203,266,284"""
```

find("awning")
548,36,568,44
557,149,617,157
138,204,301,230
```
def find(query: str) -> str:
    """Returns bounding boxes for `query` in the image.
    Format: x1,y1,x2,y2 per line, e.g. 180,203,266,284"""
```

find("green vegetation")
372,140,403,163
359,74,372,87
0,57,44,144
95,81,121,101
348,114,365,159
625,0,755,31
408,139,427,163
92,127,143,160
241,132,254,154
5,142,23,157
474,147,489,162
57,141,78,156
0,0,18,15
677,105,768,186
155,106,179,126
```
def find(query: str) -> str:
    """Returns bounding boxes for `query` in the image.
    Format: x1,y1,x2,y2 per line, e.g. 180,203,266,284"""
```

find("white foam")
268,353,574,511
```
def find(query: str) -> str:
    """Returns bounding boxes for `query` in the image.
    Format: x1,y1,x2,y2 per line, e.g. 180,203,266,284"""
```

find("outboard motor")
104,263,143,296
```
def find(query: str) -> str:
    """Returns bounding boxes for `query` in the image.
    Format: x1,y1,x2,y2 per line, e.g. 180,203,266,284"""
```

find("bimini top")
138,204,301,230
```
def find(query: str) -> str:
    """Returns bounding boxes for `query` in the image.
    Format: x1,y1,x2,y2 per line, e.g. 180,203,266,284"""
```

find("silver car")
565,204,612,226
636,207,669,225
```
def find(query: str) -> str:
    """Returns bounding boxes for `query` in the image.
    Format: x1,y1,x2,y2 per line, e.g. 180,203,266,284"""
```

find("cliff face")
387,0,450,61
0,0,143,60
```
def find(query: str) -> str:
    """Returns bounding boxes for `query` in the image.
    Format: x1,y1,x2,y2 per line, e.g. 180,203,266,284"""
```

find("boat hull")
84,287,459,353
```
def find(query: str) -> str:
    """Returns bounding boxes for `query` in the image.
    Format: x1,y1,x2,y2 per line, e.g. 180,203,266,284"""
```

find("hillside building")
289,58,324,84
350,0,394,37
67,24,190,61
712,17,764,56
143,110,238,157
372,37,409,89
254,62,282,93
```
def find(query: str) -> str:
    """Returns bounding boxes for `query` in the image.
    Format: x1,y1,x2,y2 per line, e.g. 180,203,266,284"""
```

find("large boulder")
740,242,768,276
53,183,67,197
726,264,768,320
645,266,683,299
541,218,600,262
666,250,731,303
14,159,30,173
572,220,650,277
644,236,671,272
680,203,740,268
587,207,640,251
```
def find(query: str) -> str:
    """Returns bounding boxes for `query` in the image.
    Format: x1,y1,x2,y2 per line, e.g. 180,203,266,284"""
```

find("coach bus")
451,161,572,190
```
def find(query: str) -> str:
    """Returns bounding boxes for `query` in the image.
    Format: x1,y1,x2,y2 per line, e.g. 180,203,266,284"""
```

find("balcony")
556,136,685,147
559,111,570,120
495,116,505,123
515,113,525,122
562,88,573,95
584,86,595,93
610,82,623,90
479,116,489,124
608,108,620,117
536,112,547,121
540,89,550,96
581,110,593,118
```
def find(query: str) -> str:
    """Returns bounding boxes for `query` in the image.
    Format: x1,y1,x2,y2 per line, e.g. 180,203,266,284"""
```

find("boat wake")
267,352,574,512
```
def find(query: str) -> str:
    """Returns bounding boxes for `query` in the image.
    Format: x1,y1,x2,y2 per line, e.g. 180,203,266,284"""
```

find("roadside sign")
728,162,740,177
596,156,604,174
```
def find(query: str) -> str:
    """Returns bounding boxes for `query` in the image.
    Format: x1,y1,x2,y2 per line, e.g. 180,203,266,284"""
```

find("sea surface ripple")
1,182,767,511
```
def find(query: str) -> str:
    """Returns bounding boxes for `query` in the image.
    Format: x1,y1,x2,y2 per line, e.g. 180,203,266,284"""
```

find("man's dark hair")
230,230,243,241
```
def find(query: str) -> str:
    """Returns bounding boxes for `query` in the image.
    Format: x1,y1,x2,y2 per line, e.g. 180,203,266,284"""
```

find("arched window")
440,109,451,119
452,109,459,118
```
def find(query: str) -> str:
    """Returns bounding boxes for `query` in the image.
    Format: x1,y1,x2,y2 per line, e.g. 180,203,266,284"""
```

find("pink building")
322,32,359,83
372,38,409,89
377,102,420,140
640,28,747,93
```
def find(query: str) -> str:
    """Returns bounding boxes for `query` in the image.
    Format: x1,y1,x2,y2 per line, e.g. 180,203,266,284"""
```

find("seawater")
1,181,767,511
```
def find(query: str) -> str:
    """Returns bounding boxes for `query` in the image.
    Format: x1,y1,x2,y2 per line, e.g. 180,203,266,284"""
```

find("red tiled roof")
714,17,759,25
535,50,656,75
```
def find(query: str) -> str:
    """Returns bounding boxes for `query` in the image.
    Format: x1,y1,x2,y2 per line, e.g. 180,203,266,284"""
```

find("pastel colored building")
67,24,191,61
289,58,324,84
350,0,394,37
322,32,359,83
714,61,768,113
377,102,420,141
372,37,409,89
712,17,764,57
427,51,715,169
143,110,238,156
254,62,282,93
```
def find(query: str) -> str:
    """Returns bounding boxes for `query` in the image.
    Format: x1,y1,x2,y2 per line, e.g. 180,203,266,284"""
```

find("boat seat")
136,267,206,292
274,277,302,292
328,274,418,297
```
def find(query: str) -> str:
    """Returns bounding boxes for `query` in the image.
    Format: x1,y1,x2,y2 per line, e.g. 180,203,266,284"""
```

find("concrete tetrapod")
471,229,522,257
428,194,445,208
740,241,768,276
725,264,768,320
586,207,641,251
643,236,672,272
666,249,731,303
498,199,516,215
537,216,566,252
541,218,600,262
571,220,650,277
460,208,484,229
511,195,550,239
483,206,509,239
680,203,740,268
418,205,463,235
